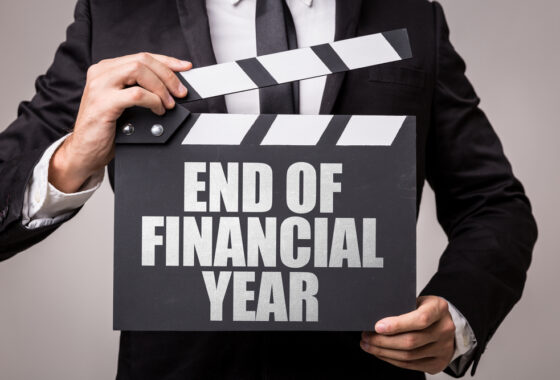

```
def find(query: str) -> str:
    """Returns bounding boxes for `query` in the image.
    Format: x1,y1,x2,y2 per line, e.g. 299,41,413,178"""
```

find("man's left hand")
360,296,456,375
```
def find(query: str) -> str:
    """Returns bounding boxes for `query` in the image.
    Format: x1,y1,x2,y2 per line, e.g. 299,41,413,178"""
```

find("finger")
150,53,193,71
109,61,176,109
113,87,166,116
97,53,190,98
375,298,443,335
375,355,441,374
98,52,191,73
113,55,186,100
132,53,189,98
360,340,438,362
361,330,438,350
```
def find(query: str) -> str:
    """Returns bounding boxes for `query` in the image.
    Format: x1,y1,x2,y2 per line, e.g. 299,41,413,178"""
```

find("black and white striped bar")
177,29,411,102
180,114,412,146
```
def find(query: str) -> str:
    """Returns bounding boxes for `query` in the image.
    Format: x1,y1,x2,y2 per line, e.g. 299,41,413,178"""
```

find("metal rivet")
122,123,134,135
151,124,164,137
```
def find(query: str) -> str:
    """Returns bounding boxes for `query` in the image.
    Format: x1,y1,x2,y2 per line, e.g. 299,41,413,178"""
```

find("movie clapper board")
113,29,416,331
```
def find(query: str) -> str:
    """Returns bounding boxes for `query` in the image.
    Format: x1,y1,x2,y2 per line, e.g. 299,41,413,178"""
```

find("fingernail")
180,60,191,66
167,94,175,107
375,322,388,333
178,83,187,95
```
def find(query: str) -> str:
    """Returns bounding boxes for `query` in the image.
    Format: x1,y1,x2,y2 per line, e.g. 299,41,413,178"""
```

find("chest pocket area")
368,66,426,88
365,66,428,113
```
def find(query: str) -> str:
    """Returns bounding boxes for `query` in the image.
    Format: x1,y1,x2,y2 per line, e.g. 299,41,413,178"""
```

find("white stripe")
336,115,406,146
180,62,257,98
261,115,333,145
182,114,259,145
256,47,331,84
330,34,401,70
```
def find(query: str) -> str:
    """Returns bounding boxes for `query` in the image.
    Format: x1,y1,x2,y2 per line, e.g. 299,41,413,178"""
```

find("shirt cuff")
22,133,104,229
446,299,478,375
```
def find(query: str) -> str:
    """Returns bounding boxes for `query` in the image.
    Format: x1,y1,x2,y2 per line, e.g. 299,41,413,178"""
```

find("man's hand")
49,53,192,193
360,296,456,375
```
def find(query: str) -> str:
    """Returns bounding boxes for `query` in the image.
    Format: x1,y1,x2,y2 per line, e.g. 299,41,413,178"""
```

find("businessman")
0,0,537,378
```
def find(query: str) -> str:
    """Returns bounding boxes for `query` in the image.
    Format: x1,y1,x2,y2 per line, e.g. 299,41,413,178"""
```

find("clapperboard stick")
116,110,415,146
174,28,411,103
179,114,414,147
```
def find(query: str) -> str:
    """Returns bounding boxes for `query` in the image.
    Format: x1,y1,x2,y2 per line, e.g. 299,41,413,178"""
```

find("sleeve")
419,2,538,377
446,300,477,375
22,134,104,230
0,0,92,260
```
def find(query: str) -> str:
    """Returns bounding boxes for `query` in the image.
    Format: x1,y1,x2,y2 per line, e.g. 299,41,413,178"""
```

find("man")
0,0,537,378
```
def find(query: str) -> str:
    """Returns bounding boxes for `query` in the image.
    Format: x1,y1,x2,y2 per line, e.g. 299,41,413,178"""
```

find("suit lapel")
175,0,228,113
319,0,363,114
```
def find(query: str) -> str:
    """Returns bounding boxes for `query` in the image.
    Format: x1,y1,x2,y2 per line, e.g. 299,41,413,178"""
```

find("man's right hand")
48,53,192,193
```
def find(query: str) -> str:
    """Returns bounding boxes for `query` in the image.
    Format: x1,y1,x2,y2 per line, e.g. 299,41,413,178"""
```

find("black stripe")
317,115,352,146
237,58,279,88
401,115,416,131
389,115,415,149
175,72,202,102
241,114,277,145
179,113,201,141
381,29,412,59
311,44,350,73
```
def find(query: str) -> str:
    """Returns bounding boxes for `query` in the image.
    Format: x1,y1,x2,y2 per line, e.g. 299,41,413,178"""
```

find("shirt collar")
229,0,313,7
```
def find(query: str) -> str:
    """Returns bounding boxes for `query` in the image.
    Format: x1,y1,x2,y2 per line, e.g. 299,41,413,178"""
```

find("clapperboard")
113,29,416,331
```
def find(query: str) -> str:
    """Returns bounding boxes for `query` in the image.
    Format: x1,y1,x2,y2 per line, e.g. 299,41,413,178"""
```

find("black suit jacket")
0,0,537,378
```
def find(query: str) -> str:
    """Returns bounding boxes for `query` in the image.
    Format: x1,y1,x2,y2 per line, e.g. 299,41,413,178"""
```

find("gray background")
0,0,558,378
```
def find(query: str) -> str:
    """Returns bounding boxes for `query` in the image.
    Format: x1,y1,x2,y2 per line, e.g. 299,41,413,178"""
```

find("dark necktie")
255,0,299,114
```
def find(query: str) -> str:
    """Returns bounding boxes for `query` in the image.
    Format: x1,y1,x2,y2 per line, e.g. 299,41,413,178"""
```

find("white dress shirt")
22,0,476,373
